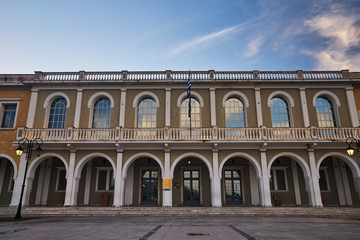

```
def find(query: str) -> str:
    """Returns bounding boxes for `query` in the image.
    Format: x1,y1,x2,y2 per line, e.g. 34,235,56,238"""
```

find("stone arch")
27,153,69,179
87,91,115,108
0,154,17,178
176,91,204,108
74,152,116,179
132,91,160,108
43,92,71,109
317,152,360,178
170,152,213,179
267,90,295,107
122,152,164,178
222,91,250,108
312,90,341,107
268,152,311,178
219,152,261,178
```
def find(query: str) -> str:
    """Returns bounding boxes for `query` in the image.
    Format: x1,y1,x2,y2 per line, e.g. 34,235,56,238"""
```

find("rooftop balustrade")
31,70,347,82
16,127,360,143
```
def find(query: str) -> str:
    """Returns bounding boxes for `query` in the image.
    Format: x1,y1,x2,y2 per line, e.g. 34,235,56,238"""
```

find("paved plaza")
0,215,359,240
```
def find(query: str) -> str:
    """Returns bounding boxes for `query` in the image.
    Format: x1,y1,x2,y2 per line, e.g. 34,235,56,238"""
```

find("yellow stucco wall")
0,88,31,167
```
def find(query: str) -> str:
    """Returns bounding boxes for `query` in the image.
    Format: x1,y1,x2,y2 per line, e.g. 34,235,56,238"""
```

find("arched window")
225,98,245,128
92,98,111,128
270,97,290,127
137,98,157,128
316,97,337,127
48,98,67,128
180,98,201,128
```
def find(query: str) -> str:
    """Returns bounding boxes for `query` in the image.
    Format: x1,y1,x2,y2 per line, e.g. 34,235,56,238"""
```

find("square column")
10,154,27,206
255,88,263,127
162,148,172,207
211,147,221,207
119,89,127,128
26,89,39,128
259,149,272,207
64,150,76,206
307,148,323,207
165,88,171,127
113,149,123,207
73,89,83,128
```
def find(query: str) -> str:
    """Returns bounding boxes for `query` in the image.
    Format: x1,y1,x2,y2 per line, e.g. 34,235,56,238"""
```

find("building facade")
1,70,360,208
0,74,32,206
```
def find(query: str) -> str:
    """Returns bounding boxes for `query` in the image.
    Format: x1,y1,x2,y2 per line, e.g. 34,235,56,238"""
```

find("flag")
187,71,191,118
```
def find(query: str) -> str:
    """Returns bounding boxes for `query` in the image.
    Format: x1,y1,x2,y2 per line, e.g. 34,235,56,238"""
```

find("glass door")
141,170,158,205
183,170,200,205
224,169,243,204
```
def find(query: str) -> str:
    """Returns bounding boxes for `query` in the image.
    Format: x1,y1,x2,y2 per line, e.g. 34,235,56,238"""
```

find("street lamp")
14,138,43,219
345,137,360,157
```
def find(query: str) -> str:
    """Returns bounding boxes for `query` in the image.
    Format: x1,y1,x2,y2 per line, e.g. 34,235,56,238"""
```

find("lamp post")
345,137,360,158
14,137,43,220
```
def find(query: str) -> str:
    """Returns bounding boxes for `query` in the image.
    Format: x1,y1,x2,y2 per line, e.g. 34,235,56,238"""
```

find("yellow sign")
162,178,172,189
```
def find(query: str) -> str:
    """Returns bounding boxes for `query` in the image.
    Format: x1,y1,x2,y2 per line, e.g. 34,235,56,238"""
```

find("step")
1,207,360,218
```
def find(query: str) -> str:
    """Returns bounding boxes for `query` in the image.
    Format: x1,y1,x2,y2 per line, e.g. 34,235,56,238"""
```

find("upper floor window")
48,98,67,128
0,104,17,128
137,98,157,128
180,98,201,128
225,98,245,128
270,97,290,127
316,97,337,127
92,98,111,128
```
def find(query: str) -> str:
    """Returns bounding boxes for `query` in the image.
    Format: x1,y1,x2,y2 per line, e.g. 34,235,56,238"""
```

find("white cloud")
245,36,264,57
167,18,264,57
304,13,360,70
167,26,239,57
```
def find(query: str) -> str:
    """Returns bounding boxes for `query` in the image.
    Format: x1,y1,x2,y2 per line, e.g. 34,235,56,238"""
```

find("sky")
1,0,360,73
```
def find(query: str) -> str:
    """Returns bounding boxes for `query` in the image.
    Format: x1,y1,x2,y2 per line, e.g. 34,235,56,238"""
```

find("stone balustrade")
16,127,360,142
31,70,347,82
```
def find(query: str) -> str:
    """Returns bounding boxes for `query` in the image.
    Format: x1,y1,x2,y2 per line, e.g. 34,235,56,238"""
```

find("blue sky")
1,0,360,73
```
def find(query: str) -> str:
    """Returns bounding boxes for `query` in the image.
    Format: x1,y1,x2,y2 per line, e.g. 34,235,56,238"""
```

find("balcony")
16,127,359,143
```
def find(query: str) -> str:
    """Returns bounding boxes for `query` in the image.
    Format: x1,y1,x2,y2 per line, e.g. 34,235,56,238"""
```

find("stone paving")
0,215,359,240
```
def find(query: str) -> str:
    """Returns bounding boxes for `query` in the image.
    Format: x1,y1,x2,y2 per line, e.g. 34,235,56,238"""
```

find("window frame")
270,97,291,128
270,167,288,192
0,99,20,129
315,96,339,128
47,98,68,129
136,98,157,128
224,97,246,128
180,97,202,128
95,167,114,192
91,97,112,129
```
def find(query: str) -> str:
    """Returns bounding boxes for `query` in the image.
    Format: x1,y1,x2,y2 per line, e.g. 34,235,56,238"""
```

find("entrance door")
183,170,200,205
141,169,158,205
224,169,243,204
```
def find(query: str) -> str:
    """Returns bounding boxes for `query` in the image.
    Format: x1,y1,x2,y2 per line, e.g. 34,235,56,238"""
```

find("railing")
169,128,213,140
258,71,298,80
303,71,343,80
42,72,79,81
85,72,123,81
127,72,167,81
214,71,253,80
218,128,262,140
121,128,164,140
266,128,311,140
316,127,360,140
73,128,117,141
33,70,347,82
17,127,359,142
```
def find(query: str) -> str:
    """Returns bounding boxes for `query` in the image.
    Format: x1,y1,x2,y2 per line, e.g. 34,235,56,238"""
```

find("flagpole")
187,70,192,138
